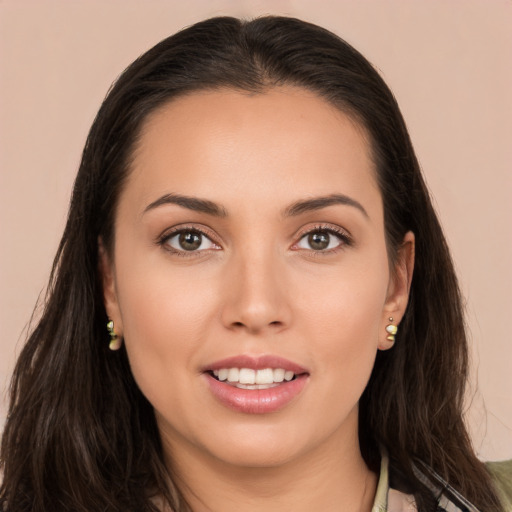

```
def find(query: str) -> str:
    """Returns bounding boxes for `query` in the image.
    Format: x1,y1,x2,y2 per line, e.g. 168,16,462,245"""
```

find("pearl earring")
107,320,122,351
385,317,398,343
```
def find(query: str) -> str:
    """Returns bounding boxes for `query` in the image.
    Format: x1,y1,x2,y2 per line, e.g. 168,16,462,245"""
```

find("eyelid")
291,223,353,252
156,224,222,254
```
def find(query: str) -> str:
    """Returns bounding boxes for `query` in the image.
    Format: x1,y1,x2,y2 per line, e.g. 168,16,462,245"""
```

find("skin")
101,87,414,512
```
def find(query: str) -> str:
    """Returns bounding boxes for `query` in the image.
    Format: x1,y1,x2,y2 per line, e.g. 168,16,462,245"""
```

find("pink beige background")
1,0,511,460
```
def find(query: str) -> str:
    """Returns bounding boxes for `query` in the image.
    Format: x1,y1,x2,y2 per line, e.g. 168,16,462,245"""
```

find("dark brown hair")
0,16,503,511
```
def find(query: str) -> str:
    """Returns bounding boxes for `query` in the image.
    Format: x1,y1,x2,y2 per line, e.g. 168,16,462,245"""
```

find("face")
101,87,413,472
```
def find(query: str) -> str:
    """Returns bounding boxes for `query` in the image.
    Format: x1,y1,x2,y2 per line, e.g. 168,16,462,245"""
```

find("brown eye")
296,229,346,251
308,232,330,250
164,230,217,252
179,232,202,251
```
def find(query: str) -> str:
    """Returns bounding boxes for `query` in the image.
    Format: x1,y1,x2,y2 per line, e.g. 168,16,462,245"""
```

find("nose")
220,248,292,334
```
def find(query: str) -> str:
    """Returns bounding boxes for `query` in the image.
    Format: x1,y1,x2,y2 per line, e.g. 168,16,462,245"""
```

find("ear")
378,231,415,350
98,238,123,337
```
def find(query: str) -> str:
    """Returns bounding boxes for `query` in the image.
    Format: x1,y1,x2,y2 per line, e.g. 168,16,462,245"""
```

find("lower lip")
204,373,309,414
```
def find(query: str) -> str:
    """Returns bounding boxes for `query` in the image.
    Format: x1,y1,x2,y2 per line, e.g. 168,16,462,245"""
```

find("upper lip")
203,354,308,374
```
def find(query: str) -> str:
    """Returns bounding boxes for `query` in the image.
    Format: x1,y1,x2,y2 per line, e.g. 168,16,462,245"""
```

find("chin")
213,441,303,469
199,419,328,470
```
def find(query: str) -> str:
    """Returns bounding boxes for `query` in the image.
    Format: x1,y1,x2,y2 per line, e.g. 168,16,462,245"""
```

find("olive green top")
487,459,512,511
371,455,512,511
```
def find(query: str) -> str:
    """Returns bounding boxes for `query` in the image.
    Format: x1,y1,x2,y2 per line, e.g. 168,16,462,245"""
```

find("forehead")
125,86,380,214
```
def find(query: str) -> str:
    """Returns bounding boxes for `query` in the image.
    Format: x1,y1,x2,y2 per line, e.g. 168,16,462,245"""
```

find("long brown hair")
0,16,503,511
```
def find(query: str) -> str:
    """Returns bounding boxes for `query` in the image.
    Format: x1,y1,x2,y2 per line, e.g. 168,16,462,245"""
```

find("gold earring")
107,320,122,351
385,317,398,343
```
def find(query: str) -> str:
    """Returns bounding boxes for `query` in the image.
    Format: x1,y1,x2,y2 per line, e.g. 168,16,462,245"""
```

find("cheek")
296,259,389,374
113,252,220,395
304,291,383,424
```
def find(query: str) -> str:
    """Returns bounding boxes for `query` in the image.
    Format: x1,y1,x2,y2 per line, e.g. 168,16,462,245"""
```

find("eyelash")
157,223,353,257
157,225,220,257
293,224,353,255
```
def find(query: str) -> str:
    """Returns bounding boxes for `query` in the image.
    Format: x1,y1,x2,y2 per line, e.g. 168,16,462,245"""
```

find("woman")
1,15,510,512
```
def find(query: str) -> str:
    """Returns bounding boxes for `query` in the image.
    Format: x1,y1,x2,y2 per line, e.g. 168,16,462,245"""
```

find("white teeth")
235,383,280,390
256,368,274,384
273,368,285,382
212,367,298,385
227,368,239,382
218,368,229,381
239,368,256,384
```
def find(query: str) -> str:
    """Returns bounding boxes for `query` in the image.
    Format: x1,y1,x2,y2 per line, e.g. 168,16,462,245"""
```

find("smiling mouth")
208,367,300,390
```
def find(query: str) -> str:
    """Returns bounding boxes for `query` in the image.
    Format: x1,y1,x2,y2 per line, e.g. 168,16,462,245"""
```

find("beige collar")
372,454,417,512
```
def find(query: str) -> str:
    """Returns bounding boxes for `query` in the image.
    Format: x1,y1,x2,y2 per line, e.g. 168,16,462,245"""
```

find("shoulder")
486,460,512,511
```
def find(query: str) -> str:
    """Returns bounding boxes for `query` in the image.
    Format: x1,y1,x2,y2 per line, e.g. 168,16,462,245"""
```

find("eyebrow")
143,193,228,217
143,192,368,219
283,194,369,218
